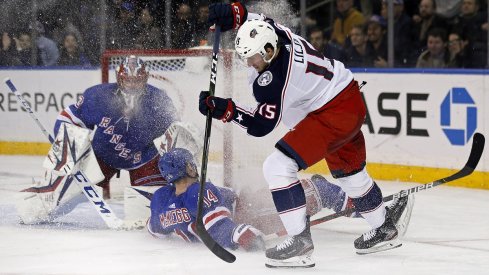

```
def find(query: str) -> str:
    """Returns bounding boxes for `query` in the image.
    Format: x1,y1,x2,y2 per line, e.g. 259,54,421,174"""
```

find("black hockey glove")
199,91,236,122
208,2,247,32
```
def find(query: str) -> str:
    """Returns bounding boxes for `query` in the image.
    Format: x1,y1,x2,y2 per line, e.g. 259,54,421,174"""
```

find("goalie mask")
158,148,198,184
116,55,149,110
235,20,278,63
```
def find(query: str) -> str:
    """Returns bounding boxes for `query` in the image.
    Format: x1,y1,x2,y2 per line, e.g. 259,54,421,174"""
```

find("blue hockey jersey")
147,182,241,250
55,83,178,170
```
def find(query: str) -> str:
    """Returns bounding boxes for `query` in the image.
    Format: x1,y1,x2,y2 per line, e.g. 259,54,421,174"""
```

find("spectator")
30,21,60,66
365,15,388,67
171,3,194,49
78,1,108,65
308,27,346,62
416,28,449,68
135,7,163,49
0,32,22,66
358,0,373,18
447,31,468,68
450,0,488,68
380,0,414,66
345,24,373,67
51,12,84,50
193,2,211,47
330,0,365,47
142,0,167,29
412,0,448,56
359,0,383,17
14,31,38,66
107,2,141,49
57,33,91,66
451,0,487,42
437,0,463,18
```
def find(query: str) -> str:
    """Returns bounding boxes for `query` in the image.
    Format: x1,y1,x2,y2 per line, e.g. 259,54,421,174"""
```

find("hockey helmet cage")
116,55,149,94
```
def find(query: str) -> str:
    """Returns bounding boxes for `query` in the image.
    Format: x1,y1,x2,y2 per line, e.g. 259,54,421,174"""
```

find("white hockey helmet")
235,20,278,61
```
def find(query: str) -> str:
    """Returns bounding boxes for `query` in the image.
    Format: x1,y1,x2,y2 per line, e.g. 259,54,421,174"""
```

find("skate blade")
265,255,315,268
356,239,402,255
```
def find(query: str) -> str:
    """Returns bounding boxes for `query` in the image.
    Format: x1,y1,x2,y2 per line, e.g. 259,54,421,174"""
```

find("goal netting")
101,49,287,194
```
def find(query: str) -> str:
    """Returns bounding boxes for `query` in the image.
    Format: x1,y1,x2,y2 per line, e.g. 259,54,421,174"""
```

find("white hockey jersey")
232,17,354,137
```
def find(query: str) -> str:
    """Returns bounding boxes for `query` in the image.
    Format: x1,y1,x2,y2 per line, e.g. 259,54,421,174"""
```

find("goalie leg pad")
16,123,102,224
16,173,84,224
16,182,51,224
78,149,105,185
43,123,92,176
123,185,162,229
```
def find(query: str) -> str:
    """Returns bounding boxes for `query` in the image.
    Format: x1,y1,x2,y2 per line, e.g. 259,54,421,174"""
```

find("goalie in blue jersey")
16,55,179,225
148,147,413,251
54,55,178,198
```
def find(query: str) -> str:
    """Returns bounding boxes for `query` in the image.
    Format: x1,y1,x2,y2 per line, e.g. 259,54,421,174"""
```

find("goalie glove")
232,224,265,251
208,2,247,32
199,91,236,122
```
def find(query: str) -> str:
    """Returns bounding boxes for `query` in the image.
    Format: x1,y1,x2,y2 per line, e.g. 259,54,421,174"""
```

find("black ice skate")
386,194,415,238
354,217,401,255
265,217,315,268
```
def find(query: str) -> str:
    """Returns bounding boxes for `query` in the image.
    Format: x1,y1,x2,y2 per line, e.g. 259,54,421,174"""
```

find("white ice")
0,155,488,275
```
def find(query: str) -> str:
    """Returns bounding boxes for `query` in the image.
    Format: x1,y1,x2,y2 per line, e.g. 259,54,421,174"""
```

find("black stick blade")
466,132,485,170
196,222,236,263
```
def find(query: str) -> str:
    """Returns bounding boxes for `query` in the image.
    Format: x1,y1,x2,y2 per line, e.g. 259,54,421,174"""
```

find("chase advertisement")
356,71,486,171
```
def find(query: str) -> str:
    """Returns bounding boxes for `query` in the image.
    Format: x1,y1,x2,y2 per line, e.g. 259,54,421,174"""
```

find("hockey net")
101,49,287,194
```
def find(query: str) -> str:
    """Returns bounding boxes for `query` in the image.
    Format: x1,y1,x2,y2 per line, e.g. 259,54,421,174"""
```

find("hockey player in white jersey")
199,2,414,268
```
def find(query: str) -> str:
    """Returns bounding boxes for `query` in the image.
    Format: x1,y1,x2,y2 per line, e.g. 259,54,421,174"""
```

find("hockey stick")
4,78,123,230
195,26,236,263
265,132,485,240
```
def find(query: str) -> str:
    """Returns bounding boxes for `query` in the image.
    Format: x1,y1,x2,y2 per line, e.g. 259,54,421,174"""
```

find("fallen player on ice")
146,147,414,252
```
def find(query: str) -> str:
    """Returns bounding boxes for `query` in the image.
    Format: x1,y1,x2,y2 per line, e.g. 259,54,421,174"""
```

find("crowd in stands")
0,0,487,69
319,0,488,68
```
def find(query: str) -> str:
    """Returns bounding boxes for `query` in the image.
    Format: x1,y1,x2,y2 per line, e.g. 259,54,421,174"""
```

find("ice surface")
0,155,488,275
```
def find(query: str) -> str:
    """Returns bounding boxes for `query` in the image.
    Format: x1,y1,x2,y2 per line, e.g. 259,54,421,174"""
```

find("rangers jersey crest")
258,71,273,86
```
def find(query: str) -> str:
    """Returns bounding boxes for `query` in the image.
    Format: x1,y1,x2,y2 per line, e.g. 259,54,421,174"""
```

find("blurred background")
1,0,488,69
